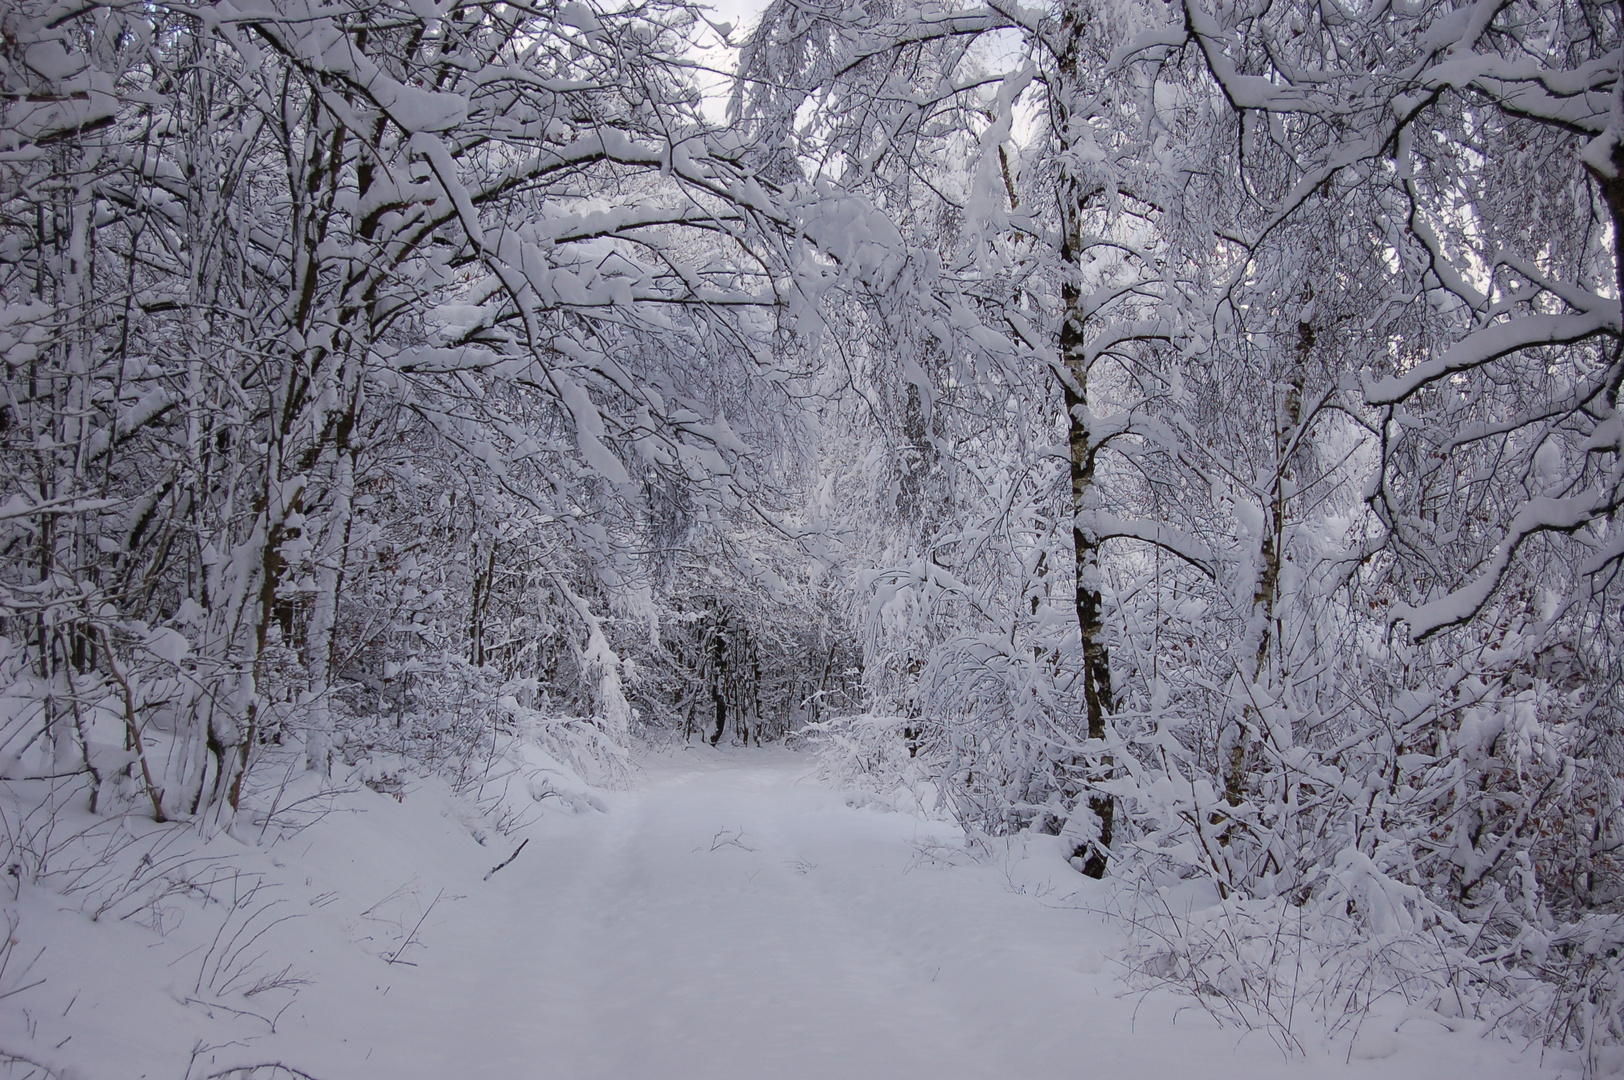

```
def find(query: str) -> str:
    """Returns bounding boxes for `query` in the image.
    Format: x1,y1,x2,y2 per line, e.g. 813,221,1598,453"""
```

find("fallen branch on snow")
483,838,530,881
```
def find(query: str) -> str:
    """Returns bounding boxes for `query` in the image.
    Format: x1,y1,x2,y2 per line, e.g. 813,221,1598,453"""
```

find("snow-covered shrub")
801,713,913,786
341,655,632,799
798,713,944,815
1118,883,1624,1072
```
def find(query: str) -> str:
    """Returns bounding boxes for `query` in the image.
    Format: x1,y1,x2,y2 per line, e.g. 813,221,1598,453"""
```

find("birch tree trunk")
1055,7,1113,879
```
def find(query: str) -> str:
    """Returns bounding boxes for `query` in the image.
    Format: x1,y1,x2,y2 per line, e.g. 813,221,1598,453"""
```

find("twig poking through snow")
706,827,756,853
483,839,530,882
385,889,443,965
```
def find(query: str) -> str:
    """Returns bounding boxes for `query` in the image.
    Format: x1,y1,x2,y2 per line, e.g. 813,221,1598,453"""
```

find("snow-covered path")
461,747,1078,1079
9,745,1574,1079
289,746,1562,1080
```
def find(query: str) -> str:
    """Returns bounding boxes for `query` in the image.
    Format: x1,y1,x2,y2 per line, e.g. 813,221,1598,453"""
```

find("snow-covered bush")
340,655,632,799
798,713,944,816
800,713,914,787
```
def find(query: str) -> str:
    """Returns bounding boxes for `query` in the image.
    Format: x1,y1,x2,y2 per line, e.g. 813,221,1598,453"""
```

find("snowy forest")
3,0,1624,1075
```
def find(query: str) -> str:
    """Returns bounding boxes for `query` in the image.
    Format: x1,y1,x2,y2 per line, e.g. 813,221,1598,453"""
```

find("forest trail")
311,746,1559,1080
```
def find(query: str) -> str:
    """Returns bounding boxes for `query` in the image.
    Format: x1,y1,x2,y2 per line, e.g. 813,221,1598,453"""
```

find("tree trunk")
709,623,727,746
1052,6,1116,879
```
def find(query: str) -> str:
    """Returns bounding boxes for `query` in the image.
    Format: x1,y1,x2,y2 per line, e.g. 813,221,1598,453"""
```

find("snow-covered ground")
3,746,1578,1079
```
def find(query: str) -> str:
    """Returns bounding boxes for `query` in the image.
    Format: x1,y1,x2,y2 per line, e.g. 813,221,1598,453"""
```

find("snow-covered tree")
0,0,816,816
